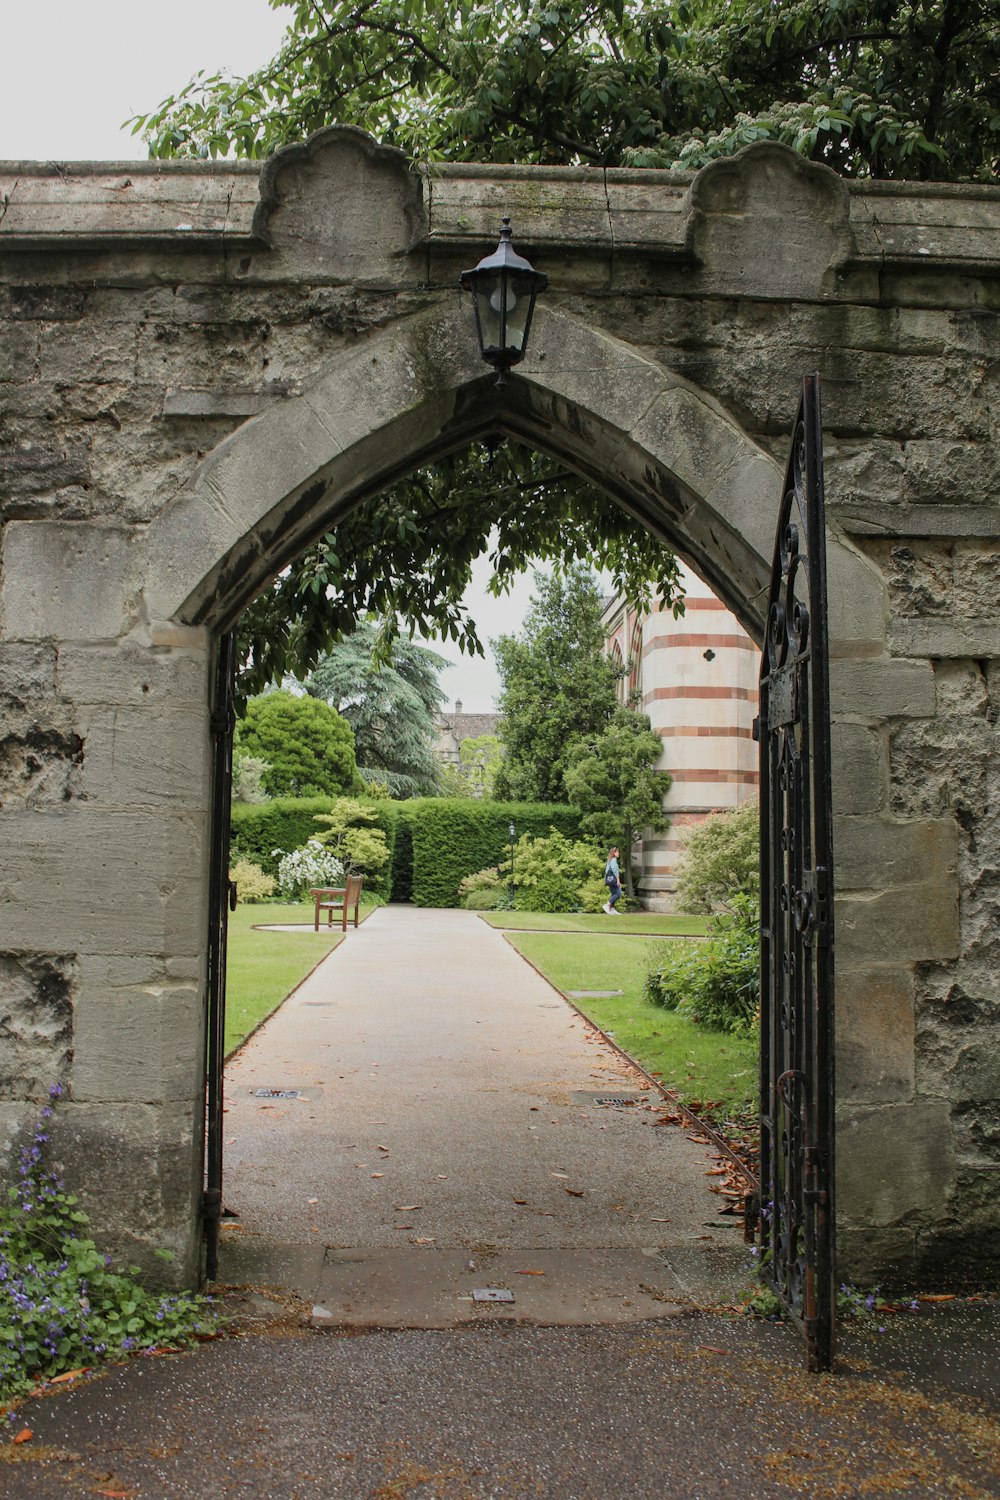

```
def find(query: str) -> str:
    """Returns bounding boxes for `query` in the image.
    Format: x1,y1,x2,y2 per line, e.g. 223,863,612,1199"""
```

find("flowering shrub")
0,1086,221,1403
273,840,345,901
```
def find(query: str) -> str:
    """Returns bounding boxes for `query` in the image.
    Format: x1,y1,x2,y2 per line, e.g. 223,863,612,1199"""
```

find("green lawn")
224,901,374,1056
506,930,757,1113
481,910,709,937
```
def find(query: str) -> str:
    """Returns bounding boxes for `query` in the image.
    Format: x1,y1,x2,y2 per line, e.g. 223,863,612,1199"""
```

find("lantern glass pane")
478,273,505,352
503,271,536,352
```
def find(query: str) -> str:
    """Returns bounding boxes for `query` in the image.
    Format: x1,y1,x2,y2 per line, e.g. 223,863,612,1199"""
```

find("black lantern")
460,218,547,386
508,820,517,904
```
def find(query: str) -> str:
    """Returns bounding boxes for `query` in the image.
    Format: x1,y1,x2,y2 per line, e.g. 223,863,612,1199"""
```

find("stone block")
836,1099,955,1227
833,814,958,892
689,143,850,300
836,884,959,967
38,320,136,385
9,286,87,321
254,127,426,285
836,1224,918,1287
0,952,75,1100
0,708,85,809
77,706,210,809
0,644,57,704
0,521,139,642
829,658,936,720
836,965,914,1103
830,722,885,815
47,1098,203,1284
521,304,674,441
57,638,210,708
0,321,39,382
0,809,207,956
72,979,203,1104
825,539,887,656
0,434,91,499
888,618,1000,659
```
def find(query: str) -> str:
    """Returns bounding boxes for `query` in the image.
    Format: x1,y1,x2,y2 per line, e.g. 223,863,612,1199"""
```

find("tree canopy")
238,689,359,797
493,564,622,803
135,0,998,181
564,707,668,893
305,623,447,797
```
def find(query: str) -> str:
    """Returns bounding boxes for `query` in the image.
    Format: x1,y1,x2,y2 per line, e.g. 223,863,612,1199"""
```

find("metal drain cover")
570,1090,647,1108
473,1288,515,1304
252,1087,303,1099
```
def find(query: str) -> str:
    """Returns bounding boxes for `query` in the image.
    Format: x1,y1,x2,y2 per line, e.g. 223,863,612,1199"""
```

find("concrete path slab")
219,906,745,1323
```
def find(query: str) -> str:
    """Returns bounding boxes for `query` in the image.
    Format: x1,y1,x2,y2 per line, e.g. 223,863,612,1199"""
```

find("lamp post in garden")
509,820,516,906
460,219,548,386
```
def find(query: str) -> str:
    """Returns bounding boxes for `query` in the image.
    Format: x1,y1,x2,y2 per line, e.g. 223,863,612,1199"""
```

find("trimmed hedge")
230,796,583,907
230,797,398,899
406,799,584,908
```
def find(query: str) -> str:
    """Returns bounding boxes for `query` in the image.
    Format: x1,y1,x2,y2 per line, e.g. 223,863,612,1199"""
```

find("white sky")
1,1,591,711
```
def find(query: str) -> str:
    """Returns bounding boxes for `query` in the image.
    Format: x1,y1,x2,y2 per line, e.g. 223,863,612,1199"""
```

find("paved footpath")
219,905,744,1322
6,908,1000,1498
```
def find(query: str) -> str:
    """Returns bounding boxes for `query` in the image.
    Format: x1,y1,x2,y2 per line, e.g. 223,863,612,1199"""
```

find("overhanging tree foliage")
305,624,447,797
238,441,682,696
135,0,998,181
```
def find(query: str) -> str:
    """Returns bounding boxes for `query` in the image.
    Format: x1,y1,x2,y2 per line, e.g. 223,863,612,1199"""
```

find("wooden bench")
310,873,364,932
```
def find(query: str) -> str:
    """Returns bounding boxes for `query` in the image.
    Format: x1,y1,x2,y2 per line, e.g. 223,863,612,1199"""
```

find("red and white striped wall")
602,563,760,908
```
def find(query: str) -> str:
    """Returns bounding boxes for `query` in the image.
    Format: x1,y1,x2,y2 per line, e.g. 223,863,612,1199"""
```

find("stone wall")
1,130,999,1286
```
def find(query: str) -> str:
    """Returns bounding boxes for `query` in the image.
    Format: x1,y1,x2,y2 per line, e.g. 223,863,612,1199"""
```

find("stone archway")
1,129,991,1289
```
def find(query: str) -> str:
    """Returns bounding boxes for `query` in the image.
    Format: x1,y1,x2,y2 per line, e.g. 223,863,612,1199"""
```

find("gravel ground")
5,1303,1000,1499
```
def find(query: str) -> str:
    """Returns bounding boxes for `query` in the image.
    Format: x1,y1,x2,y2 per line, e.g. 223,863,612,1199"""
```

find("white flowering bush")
274,839,345,900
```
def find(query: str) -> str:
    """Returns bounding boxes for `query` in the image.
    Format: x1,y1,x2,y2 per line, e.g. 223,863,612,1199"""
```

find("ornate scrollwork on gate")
756,375,836,1371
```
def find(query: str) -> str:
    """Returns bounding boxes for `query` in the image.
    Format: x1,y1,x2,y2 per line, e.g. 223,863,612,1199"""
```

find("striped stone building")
603,564,759,908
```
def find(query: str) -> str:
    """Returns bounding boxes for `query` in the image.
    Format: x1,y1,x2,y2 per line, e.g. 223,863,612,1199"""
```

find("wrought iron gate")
756,374,836,1371
203,631,237,1281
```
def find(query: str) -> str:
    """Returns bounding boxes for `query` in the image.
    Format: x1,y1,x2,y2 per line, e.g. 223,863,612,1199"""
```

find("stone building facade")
1,129,999,1288
603,564,759,907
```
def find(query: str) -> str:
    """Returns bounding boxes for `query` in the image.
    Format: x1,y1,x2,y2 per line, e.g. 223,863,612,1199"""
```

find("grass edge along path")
224,900,377,1058
502,928,757,1118
481,910,709,937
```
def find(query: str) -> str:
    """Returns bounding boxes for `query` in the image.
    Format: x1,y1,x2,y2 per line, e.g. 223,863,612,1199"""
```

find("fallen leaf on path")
394,1224,413,1230
516,1270,546,1276
377,1145,390,1153
698,1346,727,1355
50,1368,88,1383
371,1172,384,1179
436,1174,448,1179
307,1197,319,1204
551,1172,569,1179
13,1429,32,1444
412,1237,435,1244
917,1294,957,1303
650,1217,671,1223
513,1199,527,1205
394,1205,421,1212
565,1189,585,1198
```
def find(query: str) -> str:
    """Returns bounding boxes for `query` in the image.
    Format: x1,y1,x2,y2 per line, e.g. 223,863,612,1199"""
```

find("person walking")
603,845,622,915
